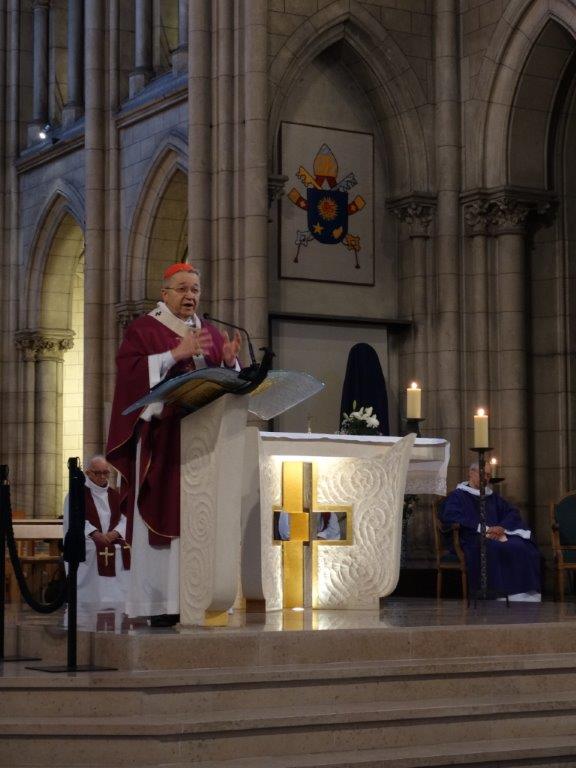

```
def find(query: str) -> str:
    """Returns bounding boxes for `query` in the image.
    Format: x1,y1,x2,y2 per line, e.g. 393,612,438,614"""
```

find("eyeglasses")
164,286,200,295
88,470,110,476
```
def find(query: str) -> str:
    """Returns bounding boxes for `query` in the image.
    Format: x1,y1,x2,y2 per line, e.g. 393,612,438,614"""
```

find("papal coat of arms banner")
279,122,374,286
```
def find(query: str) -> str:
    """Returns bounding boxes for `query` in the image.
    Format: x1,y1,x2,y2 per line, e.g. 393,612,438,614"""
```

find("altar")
240,431,450,612
128,365,450,622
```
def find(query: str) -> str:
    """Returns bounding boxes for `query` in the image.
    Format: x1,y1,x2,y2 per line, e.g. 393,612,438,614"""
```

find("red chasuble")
106,312,227,547
84,487,131,576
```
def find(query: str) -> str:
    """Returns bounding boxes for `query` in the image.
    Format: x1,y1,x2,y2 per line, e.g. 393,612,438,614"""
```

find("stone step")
8,612,576,671
92,620,576,670
12,738,576,768
150,734,576,766
4,653,576,718
159,734,576,767
2,690,576,765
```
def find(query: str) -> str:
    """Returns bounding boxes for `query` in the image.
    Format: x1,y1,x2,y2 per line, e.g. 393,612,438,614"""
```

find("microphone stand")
202,312,267,383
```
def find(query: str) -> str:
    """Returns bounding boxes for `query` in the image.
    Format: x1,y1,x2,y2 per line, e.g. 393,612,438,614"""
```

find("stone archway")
268,1,431,197
463,13,576,536
146,168,188,298
16,210,85,516
119,134,188,328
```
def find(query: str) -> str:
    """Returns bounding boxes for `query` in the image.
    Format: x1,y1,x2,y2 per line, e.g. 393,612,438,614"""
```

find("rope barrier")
1,470,67,614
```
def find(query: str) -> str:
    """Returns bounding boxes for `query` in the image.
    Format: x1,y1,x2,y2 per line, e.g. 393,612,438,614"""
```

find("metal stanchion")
469,448,509,607
28,458,116,673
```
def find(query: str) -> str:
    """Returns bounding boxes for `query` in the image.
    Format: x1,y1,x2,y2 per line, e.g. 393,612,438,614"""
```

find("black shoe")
149,614,180,627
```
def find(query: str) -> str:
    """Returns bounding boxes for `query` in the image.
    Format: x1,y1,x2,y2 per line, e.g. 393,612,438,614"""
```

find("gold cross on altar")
274,461,352,609
99,547,115,567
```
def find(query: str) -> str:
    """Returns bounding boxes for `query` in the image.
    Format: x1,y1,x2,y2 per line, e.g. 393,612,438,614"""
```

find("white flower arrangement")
340,402,381,435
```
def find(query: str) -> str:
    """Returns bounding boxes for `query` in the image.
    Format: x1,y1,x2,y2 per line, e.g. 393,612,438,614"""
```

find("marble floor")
5,596,576,637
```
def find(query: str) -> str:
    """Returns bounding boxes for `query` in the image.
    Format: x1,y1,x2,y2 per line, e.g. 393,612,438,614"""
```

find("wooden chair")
432,498,467,600
549,492,576,601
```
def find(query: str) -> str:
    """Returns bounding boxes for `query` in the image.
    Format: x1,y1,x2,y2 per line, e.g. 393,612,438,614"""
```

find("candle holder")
469,447,509,607
404,417,425,438
489,476,505,486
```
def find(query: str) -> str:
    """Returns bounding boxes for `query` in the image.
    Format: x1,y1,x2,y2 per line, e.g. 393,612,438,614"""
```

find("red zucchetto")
163,262,194,280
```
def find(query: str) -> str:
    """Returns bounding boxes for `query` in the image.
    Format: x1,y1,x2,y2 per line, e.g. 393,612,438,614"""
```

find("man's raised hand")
171,328,213,362
222,329,242,367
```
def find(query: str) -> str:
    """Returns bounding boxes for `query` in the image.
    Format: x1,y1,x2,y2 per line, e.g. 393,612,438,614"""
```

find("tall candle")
473,408,489,448
489,457,498,477
406,382,421,419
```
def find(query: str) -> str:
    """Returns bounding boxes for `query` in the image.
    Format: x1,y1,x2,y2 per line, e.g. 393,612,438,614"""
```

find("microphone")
202,312,256,366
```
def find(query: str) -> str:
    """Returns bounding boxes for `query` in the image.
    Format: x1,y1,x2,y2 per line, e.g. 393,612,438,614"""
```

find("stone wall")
0,1,575,581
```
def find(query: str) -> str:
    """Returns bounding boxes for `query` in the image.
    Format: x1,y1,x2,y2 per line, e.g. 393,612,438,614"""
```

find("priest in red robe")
63,454,130,628
106,263,241,623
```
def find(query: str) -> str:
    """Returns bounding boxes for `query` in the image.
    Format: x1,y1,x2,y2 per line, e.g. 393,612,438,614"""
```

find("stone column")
188,1,267,343
103,0,121,428
389,196,435,392
213,3,235,320
389,196,435,564
463,198,492,416
129,0,153,97
171,0,188,75
433,0,462,486
239,0,268,350
188,2,212,293
84,0,106,457
62,0,84,127
15,331,74,517
3,3,24,506
490,197,531,509
28,0,50,144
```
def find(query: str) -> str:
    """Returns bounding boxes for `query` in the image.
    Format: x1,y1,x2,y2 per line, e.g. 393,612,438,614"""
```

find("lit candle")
473,408,489,448
489,457,498,477
406,382,421,419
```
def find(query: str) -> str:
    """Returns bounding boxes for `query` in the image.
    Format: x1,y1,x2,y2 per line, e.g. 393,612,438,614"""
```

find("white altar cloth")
259,432,450,496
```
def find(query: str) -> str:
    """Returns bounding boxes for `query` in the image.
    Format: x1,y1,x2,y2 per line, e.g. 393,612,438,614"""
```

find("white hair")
86,454,107,468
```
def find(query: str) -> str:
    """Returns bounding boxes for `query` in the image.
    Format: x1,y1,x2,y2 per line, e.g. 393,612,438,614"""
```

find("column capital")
461,187,557,236
462,199,492,236
115,300,155,328
387,194,436,238
268,174,289,209
488,196,532,235
15,329,75,362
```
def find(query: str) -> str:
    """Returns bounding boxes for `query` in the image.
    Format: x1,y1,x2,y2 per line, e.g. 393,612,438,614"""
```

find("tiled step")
2,689,576,765
3,653,576,718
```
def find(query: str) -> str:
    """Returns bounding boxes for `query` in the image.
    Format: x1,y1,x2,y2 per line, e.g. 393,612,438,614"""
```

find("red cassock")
106,314,227,547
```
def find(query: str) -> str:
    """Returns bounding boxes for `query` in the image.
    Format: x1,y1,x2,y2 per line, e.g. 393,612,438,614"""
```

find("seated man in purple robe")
440,463,541,601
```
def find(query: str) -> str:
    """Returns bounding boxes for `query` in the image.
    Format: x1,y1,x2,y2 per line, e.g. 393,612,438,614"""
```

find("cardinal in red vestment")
106,263,241,621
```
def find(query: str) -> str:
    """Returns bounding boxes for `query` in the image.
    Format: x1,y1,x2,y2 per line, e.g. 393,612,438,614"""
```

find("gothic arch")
268,0,431,196
23,182,85,330
17,183,86,517
469,0,576,189
124,132,188,302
